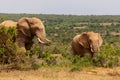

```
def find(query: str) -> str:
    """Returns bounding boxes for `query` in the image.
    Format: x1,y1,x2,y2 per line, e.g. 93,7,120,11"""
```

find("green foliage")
68,55,92,72
42,52,57,66
93,44,120,68
0,27,18,64
0,14,120,71
0,17,5,22
0,27,40,70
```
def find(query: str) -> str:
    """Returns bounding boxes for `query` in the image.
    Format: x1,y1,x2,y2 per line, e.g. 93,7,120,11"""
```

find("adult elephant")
0,20,17,27
71,31,103,58
16,17,50,58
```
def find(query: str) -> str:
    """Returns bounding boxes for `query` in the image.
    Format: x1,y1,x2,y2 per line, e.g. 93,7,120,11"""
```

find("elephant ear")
17,17,31,37
78,32,90,48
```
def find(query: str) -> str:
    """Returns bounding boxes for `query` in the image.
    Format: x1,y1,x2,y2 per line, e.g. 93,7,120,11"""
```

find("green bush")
0,27,18,64
66,54,92,71
0,27,39,70
93,44,120,67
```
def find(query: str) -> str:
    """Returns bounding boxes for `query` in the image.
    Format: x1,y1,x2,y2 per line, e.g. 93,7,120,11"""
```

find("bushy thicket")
0,27,40,70
0,27,18,64
93,44,120,67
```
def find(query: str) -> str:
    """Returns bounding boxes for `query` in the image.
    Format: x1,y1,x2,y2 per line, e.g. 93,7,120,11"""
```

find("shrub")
0,27,18,64
93,44,120,67
67,54,92,71
0,27,39,70
42,52,57,66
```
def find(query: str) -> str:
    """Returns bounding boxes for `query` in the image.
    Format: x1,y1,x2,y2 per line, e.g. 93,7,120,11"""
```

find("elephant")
0,20,17,27
0,20,17,42
16,17,50,58
71,31,103,58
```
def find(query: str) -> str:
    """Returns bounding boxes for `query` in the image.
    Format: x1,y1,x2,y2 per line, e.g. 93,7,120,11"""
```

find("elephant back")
0,20,17,27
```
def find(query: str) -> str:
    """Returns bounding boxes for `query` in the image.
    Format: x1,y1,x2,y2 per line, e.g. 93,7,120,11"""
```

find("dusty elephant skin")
0,20,17,42
71,31,103,58
0,20,17,27
16,17,50,58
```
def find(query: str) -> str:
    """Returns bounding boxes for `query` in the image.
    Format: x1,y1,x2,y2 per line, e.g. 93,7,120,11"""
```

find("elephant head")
79,32,103,53
17,17,50,58
17,17,50,44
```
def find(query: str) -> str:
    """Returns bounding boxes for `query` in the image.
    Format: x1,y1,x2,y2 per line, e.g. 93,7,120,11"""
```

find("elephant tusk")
91,48,94,53
37,38,45,44
46,38,51,42
90,44,94,53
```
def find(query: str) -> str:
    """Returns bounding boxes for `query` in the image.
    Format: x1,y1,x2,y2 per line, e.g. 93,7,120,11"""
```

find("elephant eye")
30,22,34,25
89,39,92,43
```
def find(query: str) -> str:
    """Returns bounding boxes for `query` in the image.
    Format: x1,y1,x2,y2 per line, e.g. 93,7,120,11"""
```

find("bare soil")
0,67,120,80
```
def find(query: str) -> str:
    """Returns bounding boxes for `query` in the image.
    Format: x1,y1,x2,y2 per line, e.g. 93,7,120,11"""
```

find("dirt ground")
0,67,120,80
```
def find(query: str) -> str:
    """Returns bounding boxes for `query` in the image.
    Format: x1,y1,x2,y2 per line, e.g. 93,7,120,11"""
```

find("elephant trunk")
91,47,99,53
90,43,99,53
37,37,50,58
36,29,51,44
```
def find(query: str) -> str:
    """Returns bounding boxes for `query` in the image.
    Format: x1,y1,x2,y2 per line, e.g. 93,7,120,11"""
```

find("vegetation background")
0,13,120,72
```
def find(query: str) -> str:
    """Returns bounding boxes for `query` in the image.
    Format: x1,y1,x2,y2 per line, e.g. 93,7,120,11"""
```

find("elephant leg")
90,52,94,58
25,42,33,57
38,43,44,58
18,42,26,53
80,54,84,57
25,42,33,50
16,37,26,53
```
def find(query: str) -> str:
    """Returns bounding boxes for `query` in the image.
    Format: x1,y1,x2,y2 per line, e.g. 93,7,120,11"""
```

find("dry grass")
73,26,88,29
99,23,112,26
110,32,120,36
0,67,120,80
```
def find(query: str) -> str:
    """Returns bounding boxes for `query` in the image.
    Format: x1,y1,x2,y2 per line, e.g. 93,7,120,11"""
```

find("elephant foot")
38,51,43,58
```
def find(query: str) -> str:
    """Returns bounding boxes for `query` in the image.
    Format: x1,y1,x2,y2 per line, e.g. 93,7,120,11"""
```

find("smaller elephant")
0,20,17,27
71,31,103,58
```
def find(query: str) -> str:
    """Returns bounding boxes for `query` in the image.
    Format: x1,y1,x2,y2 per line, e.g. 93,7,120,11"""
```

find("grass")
0,66,120,80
